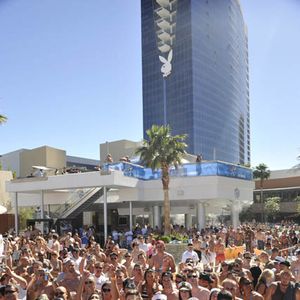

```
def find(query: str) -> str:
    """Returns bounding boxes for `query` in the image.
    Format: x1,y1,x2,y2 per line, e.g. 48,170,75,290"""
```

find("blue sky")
0,0,299,170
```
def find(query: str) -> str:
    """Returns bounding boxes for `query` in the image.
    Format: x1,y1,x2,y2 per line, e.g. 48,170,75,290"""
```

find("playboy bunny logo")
159,49,173,77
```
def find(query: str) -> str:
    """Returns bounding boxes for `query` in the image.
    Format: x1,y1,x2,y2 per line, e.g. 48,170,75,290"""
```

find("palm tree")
253,163,271,222
0,114,7,124
136,125,187,235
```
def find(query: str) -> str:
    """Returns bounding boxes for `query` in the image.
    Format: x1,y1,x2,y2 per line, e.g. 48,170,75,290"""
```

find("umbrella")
0,205,7,214
32,166,53,171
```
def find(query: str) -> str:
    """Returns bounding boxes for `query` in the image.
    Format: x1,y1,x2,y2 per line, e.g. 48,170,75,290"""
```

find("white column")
103,187,107,243
129,201,133,232
14,193,19,235
47,204,51,219
83,212,93,226
149,210,154,228
40,191,45,219
185,214,192,229
153,205,161,229
40,191,45,233
232,188,241,229
231,200,240,229
197,202,206,230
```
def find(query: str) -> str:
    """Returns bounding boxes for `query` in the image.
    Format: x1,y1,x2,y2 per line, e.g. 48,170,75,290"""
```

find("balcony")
155,6,170,19
156,0,175,8
102,161,253,181
156,19,172,31
158,42,171,53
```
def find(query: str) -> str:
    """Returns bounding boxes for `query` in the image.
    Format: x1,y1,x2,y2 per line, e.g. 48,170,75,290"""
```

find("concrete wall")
100,140,142,164
20,146,66,177
11,191,72,207
117,175,254,210
0,150,24,177
0,171,13,211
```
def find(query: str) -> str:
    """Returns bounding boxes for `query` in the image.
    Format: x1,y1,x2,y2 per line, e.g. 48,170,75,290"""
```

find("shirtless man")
265,270,300,300
215,237,226,265
256,229,266,250
59,260,81,295
192,233,202,262
222,279,243,300
60,232,75,250
291,250,300,282
27,268,54,300
187,271,210,300
234,228,244,246
46,233,60,255
149,240,176,275
108,252,127,276
161,271,179,300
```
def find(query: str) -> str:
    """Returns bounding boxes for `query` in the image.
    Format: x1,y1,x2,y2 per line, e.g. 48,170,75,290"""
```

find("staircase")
57,187,104,219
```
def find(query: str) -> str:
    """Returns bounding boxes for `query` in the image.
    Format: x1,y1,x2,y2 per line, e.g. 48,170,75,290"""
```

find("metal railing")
52,187,101,218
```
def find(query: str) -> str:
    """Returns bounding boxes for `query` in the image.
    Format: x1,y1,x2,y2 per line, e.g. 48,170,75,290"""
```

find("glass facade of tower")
142,0,250,165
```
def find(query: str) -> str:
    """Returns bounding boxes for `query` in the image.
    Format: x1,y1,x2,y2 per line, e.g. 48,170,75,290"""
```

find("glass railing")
102,161,252,181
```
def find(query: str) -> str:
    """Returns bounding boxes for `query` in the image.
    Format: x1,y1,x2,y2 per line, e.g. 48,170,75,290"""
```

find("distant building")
4,140,254,235
99,140,142,164
252,168,300,221
142,0,250,165
0,146,99,178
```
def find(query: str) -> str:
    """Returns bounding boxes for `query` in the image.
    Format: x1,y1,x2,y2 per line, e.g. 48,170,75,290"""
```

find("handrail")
59,187,101,219
52,187,100,218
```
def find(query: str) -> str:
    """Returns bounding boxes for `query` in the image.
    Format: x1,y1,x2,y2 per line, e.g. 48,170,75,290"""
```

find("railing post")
129,201,133,231
14,192,19,235
103,187,107,244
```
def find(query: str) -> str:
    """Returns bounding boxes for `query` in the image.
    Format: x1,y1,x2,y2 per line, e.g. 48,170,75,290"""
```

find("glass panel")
102,161,252,181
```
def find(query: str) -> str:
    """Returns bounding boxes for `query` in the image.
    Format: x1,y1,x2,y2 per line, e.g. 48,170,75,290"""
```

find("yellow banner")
224,246,245,260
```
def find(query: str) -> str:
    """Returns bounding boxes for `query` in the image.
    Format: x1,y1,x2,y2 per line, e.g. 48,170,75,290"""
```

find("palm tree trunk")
261,187,264,222
161,163,170,235
163,189,171,235
260,179,264,222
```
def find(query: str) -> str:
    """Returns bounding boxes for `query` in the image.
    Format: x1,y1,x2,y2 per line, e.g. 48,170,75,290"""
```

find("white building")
2,141,254,238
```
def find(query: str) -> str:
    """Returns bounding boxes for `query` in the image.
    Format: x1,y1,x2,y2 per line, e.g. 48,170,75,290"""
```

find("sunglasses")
224,286,235,291
102,288,111,293
243,281,252,285
85,280,94,284
187,274,197,278
55,292,65,296
5,290,17,294
95,266,103,269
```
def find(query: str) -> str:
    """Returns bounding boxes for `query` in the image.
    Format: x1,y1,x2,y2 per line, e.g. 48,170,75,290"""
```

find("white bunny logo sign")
159,49,173,77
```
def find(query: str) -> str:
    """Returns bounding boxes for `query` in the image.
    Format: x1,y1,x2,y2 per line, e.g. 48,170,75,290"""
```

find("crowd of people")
1,222,300,299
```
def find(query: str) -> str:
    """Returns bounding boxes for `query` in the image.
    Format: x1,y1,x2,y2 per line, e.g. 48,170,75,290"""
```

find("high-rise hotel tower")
142,0,250,164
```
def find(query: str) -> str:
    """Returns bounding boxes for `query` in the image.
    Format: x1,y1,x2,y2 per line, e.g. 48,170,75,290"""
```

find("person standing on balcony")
196,154,203,163
106,154,113,163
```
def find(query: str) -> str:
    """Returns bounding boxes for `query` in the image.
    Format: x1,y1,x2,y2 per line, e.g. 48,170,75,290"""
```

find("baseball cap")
178,281,192,291
151,292,167,300
199,272,214,283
